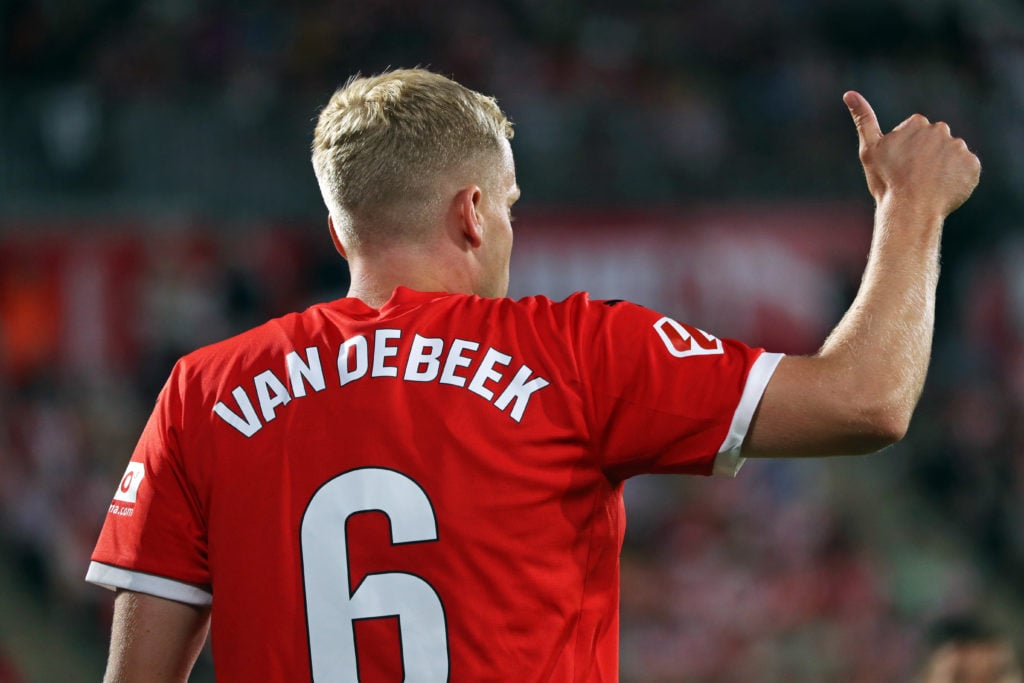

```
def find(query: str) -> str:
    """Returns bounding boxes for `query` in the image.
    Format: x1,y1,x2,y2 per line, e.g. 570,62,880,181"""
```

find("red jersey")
87,287,781,682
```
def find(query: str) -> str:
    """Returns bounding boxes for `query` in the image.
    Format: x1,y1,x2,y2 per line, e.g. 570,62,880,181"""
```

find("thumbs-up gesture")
844,91,980,218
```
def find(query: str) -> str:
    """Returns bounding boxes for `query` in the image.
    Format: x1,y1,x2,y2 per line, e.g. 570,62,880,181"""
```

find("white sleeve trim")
712,352,784,477
85,561,213,606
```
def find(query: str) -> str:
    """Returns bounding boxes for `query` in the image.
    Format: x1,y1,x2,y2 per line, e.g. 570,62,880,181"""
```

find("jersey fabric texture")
87,287,782,682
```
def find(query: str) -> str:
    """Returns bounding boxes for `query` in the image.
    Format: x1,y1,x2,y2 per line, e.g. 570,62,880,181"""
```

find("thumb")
844,91,883,148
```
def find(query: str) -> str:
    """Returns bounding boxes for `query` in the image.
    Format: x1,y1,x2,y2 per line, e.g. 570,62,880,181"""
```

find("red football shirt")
87,287,781,682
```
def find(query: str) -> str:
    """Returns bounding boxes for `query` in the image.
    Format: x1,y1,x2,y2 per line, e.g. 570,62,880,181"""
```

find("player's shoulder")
465,290,660,332
507,290,653,320
499,290,618,314
459,290,596,325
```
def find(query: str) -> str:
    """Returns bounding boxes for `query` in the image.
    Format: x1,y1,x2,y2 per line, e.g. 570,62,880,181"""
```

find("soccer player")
86,69,980,682
917,614,1022,683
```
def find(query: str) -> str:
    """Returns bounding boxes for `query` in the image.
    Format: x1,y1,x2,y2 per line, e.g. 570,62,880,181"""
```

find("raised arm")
744,91,981,458
103,590,210,683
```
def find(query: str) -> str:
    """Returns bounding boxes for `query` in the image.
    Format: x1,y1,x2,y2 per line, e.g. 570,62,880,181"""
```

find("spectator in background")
918,614,1022,683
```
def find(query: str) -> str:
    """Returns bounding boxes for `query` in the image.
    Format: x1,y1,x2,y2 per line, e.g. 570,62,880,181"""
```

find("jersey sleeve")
571,296,782,480
85,360,212,606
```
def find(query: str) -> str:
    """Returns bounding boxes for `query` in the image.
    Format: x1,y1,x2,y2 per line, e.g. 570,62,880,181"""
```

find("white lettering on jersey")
254,369,291,422
113,461,146,504
214,386,263,437
213,332,550,436
338,336,368,386
372,329,402,378
287,347,326,398
494,365,550,423
439,339,479,388
653,317,724,358
405,335,444,382
468,348,512,401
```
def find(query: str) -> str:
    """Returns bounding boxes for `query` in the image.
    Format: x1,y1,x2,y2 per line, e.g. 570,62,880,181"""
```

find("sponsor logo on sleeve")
109,462,145,517
653,317,724,358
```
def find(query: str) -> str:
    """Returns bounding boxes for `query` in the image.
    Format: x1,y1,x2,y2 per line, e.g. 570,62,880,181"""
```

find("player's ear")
328,215,347,260
454,185,484,249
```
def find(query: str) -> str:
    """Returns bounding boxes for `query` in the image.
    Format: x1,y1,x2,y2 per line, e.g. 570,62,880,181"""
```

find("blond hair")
312,68,513,246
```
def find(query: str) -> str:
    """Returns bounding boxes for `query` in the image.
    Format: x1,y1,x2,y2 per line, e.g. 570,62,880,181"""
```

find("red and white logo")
113,462,146,504
653,317,724,358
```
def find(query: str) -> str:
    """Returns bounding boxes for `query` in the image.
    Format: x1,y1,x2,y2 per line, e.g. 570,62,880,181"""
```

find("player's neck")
345,250,476,309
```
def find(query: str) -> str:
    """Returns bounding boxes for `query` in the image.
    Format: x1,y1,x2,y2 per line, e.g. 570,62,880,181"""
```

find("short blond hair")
312,68,513,246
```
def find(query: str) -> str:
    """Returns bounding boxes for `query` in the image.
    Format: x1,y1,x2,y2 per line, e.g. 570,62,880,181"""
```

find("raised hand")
844,91,981,218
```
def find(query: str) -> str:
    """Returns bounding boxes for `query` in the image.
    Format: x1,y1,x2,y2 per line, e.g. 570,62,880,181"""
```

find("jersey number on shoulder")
653,317,724,358
301,467,449,681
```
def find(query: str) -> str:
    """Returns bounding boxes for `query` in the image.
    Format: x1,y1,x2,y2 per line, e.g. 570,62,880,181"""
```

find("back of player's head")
918,613,1022,683
312,68,513,248
925,614,1004,651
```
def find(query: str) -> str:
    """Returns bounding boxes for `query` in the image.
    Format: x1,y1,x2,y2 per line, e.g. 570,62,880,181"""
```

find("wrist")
876,192,946,229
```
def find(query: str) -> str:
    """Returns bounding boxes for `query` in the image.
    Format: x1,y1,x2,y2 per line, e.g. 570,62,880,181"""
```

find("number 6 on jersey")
301,467,449,681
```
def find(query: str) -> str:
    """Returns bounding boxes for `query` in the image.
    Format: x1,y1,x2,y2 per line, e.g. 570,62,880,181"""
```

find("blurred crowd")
2,0,1024,681
3,0,1024,213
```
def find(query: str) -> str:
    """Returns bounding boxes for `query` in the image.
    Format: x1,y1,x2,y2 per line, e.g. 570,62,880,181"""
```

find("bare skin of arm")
744,91,981,458
103,590,210,683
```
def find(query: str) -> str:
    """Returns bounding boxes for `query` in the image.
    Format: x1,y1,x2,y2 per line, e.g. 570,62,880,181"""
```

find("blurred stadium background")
2,0,1023,681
